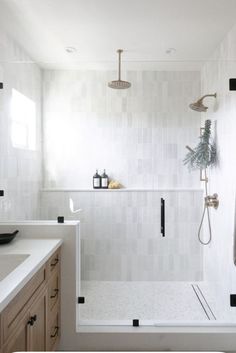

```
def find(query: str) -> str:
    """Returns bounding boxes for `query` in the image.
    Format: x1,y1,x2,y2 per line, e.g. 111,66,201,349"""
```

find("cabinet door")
3,318,29,353
28,290,47,351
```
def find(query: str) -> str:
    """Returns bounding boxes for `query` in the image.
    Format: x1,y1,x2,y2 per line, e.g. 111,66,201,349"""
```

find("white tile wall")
42,68,204,281
42,70,201,189
0,28,42,220
41,190,203,281
201,22,236,309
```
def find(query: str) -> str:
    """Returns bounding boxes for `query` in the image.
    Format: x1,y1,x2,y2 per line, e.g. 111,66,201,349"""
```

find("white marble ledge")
41,188,203,192
0,220,79,226
0,238,63,312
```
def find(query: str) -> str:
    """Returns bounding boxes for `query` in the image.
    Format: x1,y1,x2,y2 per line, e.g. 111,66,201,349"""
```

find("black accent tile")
0,190,4,197
0,82,3,89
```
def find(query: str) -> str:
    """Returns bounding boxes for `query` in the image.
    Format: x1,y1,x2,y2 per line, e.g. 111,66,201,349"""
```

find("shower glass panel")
77,190,209,326
73,57,236,327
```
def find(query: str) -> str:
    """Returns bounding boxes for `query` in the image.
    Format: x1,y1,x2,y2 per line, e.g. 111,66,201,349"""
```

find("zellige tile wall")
41,190,203,281
43,70,201,189
42,68,203,281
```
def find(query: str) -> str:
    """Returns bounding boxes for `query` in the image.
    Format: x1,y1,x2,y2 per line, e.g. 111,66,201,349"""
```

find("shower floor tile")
80,281,212,322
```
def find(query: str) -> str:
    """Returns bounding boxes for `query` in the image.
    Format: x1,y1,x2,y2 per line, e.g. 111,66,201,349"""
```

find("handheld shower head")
189,93,217,112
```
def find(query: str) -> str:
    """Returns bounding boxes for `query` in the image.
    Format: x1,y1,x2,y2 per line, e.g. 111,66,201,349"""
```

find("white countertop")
0,238,63,312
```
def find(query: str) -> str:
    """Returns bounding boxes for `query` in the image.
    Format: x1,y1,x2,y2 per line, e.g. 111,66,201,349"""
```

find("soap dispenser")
93,170,101,189
101,169,109,189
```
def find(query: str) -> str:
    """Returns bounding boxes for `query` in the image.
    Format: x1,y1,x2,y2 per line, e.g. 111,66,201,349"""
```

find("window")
11,89,36,150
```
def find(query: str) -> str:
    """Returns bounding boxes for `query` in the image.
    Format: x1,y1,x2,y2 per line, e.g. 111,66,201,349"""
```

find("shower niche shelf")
41,188,203,192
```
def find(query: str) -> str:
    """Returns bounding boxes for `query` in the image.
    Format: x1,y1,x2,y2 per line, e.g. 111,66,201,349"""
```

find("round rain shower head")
108,80,131,89
108,49,131,89
189,93,217,112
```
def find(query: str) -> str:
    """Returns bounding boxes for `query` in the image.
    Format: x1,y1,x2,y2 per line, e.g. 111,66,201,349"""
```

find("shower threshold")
78,281,227,328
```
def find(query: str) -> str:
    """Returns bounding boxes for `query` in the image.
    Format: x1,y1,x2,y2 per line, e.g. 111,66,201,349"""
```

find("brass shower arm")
197,93,217,103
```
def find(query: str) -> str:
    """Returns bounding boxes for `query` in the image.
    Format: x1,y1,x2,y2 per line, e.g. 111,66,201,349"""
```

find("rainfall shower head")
108,49,131,89
189,93,217,112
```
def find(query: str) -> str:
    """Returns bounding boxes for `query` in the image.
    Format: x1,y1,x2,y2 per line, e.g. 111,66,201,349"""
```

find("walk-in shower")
74,92,230,330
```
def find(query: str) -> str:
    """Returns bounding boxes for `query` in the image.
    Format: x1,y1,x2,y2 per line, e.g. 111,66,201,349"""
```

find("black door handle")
161,198,165,237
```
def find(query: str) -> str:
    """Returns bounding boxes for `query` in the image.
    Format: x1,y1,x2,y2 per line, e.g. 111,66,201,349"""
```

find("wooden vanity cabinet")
28,289,47,351
3,316,29,353
0,246,61,353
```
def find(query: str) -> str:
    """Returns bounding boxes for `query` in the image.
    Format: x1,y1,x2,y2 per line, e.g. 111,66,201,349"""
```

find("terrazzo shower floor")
79,281,217,323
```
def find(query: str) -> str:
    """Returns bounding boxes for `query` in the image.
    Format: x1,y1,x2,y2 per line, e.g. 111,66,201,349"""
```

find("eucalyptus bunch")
184,119,217,170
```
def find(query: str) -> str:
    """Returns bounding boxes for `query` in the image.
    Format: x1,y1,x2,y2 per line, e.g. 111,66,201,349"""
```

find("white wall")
201,22,236,316
41,69,203,281
43,70,201,189
0,28,42,219
41,189,203,281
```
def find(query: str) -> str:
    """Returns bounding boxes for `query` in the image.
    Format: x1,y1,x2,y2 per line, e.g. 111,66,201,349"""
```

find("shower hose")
198,172,212,245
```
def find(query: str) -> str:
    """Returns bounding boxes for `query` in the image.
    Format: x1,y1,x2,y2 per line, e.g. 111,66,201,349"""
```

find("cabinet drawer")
48,310,60,351
47,249,60,278
2,266,46,342
48,272,60,311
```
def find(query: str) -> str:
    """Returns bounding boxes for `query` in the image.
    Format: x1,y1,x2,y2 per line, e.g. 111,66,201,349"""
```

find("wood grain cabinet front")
3,315,30,353
0,246,61,353
28,289,47,351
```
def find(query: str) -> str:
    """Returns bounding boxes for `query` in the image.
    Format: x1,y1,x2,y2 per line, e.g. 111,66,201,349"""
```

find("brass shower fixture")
205,194,219,209
108,49,131,89
189,93,217,112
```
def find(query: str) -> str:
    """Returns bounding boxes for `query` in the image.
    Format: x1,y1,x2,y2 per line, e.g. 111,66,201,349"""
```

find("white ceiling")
0,0,236,70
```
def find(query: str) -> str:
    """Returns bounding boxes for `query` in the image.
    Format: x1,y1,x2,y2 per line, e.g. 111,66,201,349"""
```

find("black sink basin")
0,230,19,245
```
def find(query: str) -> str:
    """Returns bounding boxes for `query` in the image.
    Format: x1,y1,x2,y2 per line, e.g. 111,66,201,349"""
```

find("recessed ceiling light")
65,47,77,54
166,48,177,55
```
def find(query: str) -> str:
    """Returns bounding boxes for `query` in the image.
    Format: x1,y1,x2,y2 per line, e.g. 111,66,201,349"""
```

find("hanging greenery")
183,119,217,170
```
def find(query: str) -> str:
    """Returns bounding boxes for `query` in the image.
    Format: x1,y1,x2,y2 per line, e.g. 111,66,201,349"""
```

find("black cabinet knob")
28,315,37,326
28,318,34,326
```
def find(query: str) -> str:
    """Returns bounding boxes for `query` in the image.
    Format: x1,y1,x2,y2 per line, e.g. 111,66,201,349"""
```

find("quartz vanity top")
0,238,62,312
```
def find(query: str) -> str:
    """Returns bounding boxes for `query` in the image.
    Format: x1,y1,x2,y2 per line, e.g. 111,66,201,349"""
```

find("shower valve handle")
205,193,219,209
